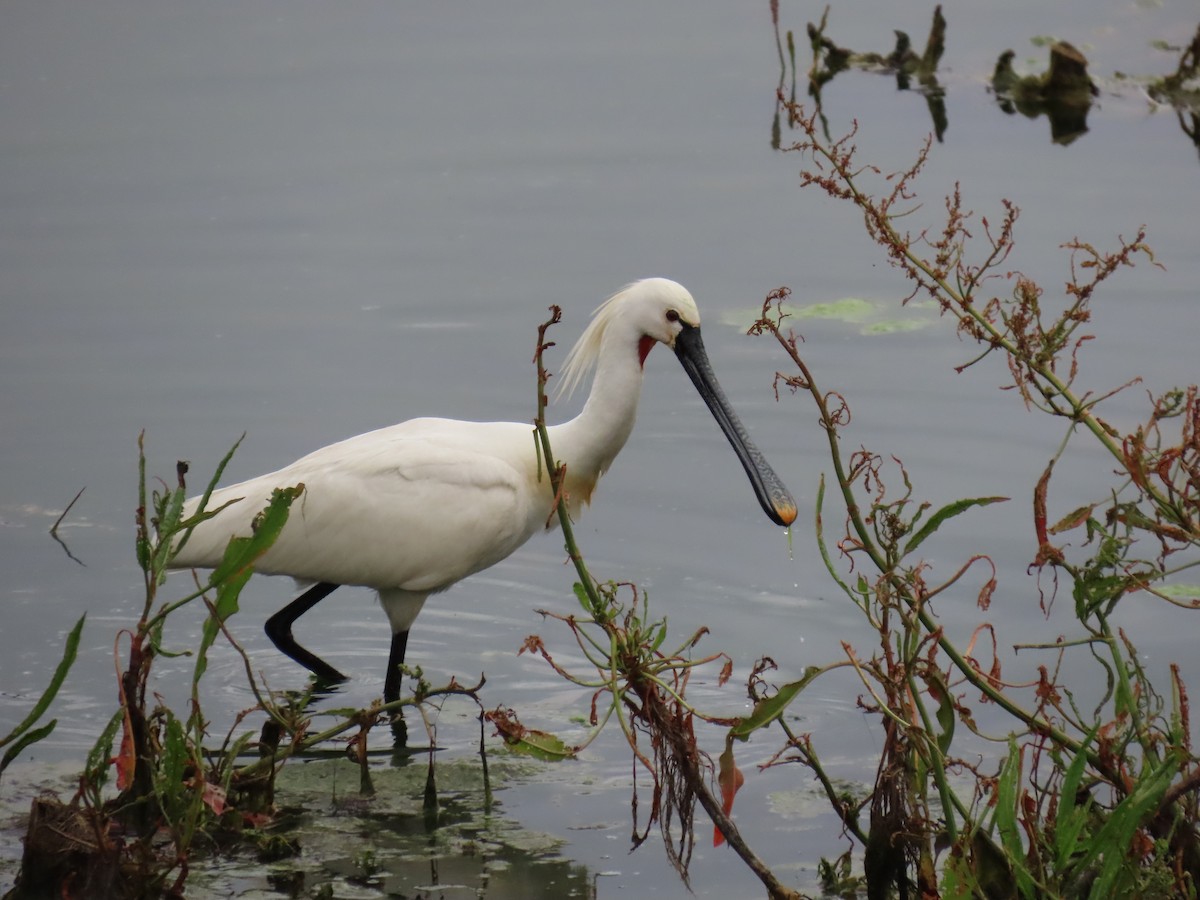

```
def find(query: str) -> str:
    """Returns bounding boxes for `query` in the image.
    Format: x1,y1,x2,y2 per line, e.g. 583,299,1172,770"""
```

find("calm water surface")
2,1,1198,895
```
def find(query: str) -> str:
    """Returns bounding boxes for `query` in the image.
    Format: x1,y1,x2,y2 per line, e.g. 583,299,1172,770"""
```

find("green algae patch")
721,296,938,336
184,755,592,898
0,755,592,899
792,297,877,324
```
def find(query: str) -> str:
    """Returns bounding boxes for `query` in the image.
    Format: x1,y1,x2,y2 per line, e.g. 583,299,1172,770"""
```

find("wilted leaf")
1049,503,1096,535
718,657,733,687
1034,462,1052,540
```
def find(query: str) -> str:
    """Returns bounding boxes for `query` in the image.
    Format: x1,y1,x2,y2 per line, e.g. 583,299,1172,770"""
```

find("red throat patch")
638,335,655,368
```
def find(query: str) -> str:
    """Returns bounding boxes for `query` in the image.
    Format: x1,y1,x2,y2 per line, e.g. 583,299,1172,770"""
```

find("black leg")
264,582,347,684
385,630,410,747
383,629,409,705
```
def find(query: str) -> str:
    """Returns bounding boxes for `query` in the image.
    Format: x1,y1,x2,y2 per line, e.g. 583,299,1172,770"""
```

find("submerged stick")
49,486,87,566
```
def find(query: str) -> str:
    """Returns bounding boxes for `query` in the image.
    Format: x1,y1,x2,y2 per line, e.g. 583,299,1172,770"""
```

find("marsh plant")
6,437,481,899
756,104,1200,898
526,108,1200,899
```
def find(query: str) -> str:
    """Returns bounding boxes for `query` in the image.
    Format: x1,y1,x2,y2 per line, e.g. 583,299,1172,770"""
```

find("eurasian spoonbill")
171,278,796,703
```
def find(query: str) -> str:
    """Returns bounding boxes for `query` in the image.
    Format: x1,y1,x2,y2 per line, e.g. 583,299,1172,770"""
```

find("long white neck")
547,322,646,510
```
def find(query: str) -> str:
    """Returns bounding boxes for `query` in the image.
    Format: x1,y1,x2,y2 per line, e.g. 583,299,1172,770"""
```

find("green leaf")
928,670,955,757
207,485,301,589
500,728,576,761
156,714,191,824
1152,583,1200,602
0,721,57,775
0,614,84,754
161,714,188,785
171,433,246,560
194,486,301,685
904,496,1008,555
82,710,125,799
815,475,857,604
966,830,1019,900
940,844,974,900
992,741,1037,898
730,666,825,739
572,582,593,615
1090,754,1178,895
152,482,189,574
136,531,151,570
649,621,668,652
1054,731,1096,873
219,732,257,788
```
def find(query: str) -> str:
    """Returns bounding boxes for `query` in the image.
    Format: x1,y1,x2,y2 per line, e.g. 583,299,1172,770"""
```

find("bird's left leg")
379,590,426,749
264,582,347,684
383,630,409,706
378,589,427,704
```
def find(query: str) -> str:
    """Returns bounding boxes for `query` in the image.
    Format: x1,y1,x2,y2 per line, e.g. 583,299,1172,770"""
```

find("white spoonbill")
172,278,796,703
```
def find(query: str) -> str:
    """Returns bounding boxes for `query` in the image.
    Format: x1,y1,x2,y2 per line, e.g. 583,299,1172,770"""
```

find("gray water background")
3,1,1199,896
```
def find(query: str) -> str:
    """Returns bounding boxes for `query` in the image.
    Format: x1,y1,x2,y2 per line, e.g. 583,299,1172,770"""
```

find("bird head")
558,278,798,528
558,278,697,398
620,277,701,359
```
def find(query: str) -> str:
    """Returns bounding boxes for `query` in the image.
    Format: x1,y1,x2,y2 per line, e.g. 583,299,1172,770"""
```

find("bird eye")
665,309,680,323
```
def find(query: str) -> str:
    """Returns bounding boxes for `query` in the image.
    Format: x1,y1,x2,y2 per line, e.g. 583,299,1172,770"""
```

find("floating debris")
991,42,1098,145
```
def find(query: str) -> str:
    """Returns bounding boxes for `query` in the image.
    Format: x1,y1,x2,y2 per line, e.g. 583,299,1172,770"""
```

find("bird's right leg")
378,589,427,749
383,630,408,705
264,582,347,684
379,589,427,702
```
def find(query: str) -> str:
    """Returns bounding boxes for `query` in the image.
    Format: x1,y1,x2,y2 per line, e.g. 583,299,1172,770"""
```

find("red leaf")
714,744,745,847
202,782,227,816
114,709,136,791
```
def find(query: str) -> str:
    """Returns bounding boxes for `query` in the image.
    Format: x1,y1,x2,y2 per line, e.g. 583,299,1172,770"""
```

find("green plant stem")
233,684,478,780
530,308,796,897
777,716,870,845
533,307,604,615
763,314,1105,779
907,670,960,843
798,119,1183,536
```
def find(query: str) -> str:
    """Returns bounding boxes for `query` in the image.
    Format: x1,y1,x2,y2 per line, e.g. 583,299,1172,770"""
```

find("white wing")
172,419,547,590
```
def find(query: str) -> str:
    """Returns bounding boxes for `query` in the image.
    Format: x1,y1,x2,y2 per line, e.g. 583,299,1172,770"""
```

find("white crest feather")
555,282,639,401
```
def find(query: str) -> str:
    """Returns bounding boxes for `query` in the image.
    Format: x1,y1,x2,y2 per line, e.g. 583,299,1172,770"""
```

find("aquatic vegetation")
526,104,1200,899
5,437,484,898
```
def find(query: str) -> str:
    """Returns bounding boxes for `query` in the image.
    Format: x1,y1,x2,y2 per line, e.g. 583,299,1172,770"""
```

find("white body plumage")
171,278,796,701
